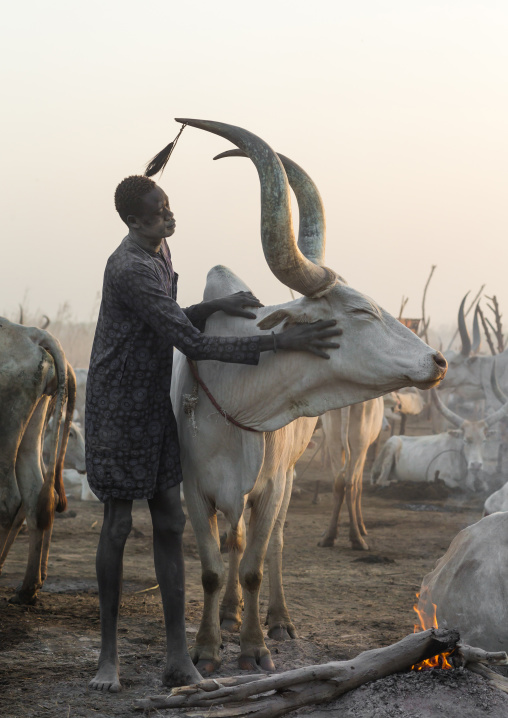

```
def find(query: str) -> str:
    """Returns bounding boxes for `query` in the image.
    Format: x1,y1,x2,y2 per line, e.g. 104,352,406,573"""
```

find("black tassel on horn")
144,123,187,178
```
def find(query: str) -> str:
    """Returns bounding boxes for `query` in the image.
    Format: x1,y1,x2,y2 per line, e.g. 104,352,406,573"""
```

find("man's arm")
183,292,263,332
113,263,340,363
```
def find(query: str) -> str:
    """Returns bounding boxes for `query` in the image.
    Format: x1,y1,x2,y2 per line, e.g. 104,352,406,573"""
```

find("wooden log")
134,628,460,716
467,663,508,694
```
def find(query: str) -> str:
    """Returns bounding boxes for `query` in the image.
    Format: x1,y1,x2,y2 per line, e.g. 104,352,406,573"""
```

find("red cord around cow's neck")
186,357,260,433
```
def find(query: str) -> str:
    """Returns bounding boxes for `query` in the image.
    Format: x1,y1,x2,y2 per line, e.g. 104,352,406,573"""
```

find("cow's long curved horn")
176,118,337,296
458,293,472,357
490,359,508,405
431,389,465,428
471,304,481,355
214,149,326,267
484,397,508,428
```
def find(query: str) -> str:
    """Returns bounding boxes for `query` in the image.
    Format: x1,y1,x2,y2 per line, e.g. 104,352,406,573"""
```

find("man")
86,175,340,692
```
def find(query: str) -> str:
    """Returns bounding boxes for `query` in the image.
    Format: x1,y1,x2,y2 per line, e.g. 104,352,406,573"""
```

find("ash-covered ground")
2,434,507,717
307,668,508,718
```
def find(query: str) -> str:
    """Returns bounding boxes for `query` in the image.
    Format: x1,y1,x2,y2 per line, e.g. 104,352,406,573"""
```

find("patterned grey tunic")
85,237,260,502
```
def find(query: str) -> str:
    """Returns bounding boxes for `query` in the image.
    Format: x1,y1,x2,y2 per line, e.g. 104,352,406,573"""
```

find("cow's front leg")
355,455,368,537
265,467,296,641
346,455,369,551
238,479,285,672
187,493,226,674
220,516,246,632
318,470,346,548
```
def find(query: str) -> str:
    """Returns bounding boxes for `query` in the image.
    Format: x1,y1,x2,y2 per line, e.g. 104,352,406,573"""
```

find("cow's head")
176,118,447,415
383,392,403,414
432,389,507,490
440,296,486,399
65,422,86,474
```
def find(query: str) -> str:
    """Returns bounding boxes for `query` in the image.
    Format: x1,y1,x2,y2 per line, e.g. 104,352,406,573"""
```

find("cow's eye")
353,308,375,319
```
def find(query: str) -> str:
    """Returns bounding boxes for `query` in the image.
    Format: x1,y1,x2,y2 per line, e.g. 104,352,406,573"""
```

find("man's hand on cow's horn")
277,320,342,359
216,291,264,318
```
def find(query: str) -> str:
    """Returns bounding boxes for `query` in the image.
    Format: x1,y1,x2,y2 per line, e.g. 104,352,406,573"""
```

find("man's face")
129,186,176,240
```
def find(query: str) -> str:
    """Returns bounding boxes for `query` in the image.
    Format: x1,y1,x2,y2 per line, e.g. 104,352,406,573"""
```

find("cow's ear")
447,429,463,438
257,310,290,330
257,310,314,330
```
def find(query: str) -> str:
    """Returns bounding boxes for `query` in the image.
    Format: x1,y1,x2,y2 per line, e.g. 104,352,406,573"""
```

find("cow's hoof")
238,653,275,672
194,658,220,675
318,536,335,548
268,623,297,641
9,591,37,606
221,617,241,632
351,538,369,551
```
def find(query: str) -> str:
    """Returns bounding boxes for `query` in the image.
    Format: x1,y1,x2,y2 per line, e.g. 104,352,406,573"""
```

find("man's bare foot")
163,657,203,688
88,659,122,693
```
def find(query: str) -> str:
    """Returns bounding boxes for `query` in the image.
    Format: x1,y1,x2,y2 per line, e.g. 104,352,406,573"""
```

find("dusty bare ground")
1,438,507,717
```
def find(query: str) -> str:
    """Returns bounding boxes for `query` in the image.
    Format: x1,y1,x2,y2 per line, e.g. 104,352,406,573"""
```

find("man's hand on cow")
216,291,264,319
276,320,342,359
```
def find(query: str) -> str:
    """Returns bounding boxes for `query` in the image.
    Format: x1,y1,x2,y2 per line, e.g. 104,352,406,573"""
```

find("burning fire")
411,592,453,670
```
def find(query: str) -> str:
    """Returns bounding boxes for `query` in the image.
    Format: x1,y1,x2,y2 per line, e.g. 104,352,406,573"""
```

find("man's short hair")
114,175,157,224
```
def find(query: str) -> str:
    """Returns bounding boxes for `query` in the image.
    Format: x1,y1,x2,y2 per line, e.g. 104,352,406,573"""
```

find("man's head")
114,175,175,241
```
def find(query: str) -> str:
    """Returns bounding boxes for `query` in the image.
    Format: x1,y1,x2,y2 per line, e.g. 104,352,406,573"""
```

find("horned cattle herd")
2,119,508,695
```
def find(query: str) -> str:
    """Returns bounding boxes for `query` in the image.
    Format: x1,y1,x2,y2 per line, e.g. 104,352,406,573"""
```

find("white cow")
42,419,95,501
483,482,508,515
441,295,508,411
372,389,508,491
62,469,98,501
318,398,384,550
384,387,425,435
171,118,447,674
418,512,508,652
0,319,74,604
43,420,86,474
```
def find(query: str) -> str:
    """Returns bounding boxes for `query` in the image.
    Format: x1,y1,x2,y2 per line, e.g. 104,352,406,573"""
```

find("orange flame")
411,592,453,670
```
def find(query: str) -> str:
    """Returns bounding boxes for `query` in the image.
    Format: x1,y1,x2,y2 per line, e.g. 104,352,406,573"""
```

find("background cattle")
318,398,384,550
372,389,508,491
0,319,74,604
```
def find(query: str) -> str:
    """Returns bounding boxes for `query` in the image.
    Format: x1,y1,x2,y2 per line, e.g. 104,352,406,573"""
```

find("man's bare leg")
148,485,202,687
89,498,133,693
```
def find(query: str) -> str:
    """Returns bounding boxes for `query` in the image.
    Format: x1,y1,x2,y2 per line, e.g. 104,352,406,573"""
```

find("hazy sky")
2,1,507,345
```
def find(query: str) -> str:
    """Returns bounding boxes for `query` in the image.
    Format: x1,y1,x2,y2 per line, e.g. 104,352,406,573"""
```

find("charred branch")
134,629,482,718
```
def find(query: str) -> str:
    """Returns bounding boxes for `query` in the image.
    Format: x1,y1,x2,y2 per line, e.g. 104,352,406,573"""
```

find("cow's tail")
54,363,76,513
224,522,245,553
34,331,68,530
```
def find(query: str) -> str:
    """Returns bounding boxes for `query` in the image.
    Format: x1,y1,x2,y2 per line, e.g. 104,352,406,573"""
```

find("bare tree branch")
477,306,496,356
485,295,504,353
398,296,409,321
419,265,436,343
